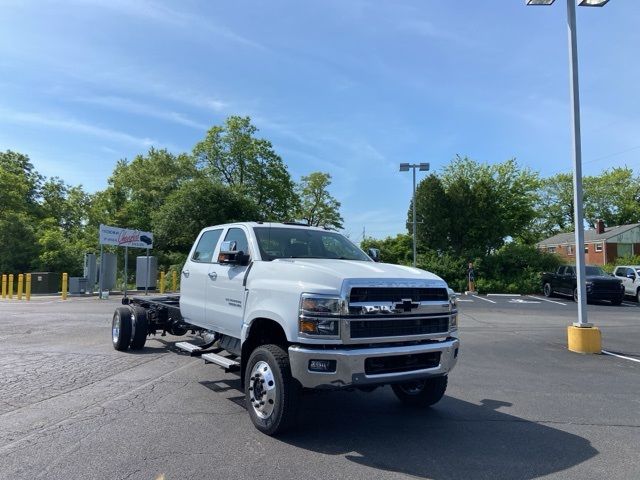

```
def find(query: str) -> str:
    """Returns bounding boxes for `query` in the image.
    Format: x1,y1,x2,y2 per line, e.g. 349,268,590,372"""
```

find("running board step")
202,352,240,372
175,342,203,356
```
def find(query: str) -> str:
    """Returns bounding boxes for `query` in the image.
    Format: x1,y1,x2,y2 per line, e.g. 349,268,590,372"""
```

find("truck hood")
586,275,621,283
250,258,447,294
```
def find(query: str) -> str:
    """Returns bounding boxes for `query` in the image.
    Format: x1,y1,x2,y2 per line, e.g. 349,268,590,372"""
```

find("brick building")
536,220,640,266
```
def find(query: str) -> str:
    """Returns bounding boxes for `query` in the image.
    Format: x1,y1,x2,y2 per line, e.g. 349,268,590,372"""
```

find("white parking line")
602,350,640,364
487,293,520,297
473,295,496,304
527,296,567,306
457,299,474,302
622,301,638,307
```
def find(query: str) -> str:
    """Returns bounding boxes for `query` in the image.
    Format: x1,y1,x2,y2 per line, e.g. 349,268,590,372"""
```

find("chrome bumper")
288,338,459,389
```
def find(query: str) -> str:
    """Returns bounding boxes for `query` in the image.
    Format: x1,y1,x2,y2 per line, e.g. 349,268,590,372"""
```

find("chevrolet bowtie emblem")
394,298,420,312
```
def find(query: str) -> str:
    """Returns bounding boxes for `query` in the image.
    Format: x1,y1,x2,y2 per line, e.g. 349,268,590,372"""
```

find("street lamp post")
400,162,430,267
526,0,609,328
526,0,610,353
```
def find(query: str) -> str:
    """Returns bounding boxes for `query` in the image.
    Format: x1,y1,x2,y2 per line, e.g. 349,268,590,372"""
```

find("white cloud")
72,95,210,130
0,107,158,148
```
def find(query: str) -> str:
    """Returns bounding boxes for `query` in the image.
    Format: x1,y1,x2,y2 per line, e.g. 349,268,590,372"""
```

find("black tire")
543,283,553,297
112,306,132,351
244,344,300,436
636,289,640,303
610,297,623,306
392,375,448,407
129,306,148,350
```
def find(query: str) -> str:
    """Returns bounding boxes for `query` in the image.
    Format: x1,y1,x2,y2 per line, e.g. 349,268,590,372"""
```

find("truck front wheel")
244,344,300,436
112,307,132,351
392,375,448,407
543,282,553,297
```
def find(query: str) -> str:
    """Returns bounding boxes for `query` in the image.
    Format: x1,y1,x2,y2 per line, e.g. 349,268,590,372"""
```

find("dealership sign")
99,224,153,249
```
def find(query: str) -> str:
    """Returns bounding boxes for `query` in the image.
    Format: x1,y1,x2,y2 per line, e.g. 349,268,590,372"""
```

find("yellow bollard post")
159,271,165,294
172,270,177,292
8,274,14,299
1,274,6,299
26,273,31,301
17,274,23,300
62,273,68,300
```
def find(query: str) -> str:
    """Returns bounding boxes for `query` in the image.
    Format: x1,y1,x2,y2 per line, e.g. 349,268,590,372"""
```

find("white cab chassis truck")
111,222,460,435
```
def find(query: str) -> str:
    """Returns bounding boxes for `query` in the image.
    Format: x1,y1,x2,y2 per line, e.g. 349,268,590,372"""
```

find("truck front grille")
364,352,441,375
349,287,448,303
350,316,449,338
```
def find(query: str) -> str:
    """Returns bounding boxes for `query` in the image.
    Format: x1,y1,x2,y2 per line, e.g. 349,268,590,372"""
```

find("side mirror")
367,248,381,262
218,241,249,266
627,273,636,280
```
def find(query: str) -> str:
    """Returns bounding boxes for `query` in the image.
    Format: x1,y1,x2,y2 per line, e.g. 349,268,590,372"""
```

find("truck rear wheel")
112,307,132,351
543,282,553,297
244,344,300,436
129,306,148,350
392,375,447,407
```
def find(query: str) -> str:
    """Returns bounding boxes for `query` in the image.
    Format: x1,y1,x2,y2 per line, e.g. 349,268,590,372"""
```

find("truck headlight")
449,313,458,331
448,288,458,331
299,294,342,337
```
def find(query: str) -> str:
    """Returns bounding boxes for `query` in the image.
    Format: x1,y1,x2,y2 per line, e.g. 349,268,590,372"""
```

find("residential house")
536,220,640,265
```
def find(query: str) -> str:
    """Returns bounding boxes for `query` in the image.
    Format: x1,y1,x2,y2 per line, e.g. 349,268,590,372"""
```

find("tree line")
0,116,343,276
363,156,640,293
3,115,639,293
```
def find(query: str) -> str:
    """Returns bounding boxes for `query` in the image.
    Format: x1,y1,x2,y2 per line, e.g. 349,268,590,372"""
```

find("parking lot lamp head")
419,163,430,172
399,163,410,172
526,0,555,5
578,0,609,5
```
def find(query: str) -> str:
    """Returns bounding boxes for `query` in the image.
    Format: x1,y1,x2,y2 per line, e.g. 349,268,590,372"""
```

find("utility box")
136,256,157,290
29,272,60,294
69,277,88,294
84,253,97,292
100,253,117,291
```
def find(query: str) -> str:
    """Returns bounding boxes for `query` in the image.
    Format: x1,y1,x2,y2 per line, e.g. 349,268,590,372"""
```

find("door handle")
208,272,217,280
182,270,189,278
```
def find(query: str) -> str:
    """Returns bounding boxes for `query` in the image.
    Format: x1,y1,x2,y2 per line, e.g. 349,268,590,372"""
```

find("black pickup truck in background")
541,265,625,304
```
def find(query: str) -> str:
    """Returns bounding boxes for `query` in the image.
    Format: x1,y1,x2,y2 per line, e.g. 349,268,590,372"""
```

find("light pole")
400,162,430,267
526,0,610,350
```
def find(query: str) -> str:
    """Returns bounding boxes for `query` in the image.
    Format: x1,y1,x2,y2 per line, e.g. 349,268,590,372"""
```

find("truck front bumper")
288,338,459,389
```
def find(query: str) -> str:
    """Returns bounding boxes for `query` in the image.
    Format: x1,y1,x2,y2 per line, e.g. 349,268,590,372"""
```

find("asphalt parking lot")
0,295,638,480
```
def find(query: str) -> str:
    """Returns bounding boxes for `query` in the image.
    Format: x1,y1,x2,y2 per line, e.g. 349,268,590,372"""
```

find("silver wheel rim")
574,289,578,302
112,317,120,344
544,284,550,296
249,361,277,419
399,381,425,395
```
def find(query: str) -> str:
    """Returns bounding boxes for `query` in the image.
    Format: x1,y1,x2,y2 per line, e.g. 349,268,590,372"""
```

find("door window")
192,229,223,263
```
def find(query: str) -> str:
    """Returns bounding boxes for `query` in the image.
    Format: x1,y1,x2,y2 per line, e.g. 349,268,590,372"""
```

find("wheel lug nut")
268,399,274,404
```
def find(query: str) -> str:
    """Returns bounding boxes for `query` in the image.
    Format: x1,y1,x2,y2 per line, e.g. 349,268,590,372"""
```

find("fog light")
309,359,337,373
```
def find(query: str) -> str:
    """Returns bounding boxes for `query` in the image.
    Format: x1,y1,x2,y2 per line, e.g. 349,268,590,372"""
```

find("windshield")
254,227,371,261
585,266,606,276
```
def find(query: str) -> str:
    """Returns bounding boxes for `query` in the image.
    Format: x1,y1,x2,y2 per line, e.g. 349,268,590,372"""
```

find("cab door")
205,227,252,338
179,228,223,328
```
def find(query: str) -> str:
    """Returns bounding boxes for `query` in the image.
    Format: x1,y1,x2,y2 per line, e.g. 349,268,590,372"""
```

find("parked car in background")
541,265,625,305
613,265,640,302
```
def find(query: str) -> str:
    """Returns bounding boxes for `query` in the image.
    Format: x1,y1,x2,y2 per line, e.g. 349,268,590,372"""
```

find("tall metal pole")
567,0,590,327
123,246,128,299
412,166,417,267
99,244,104,299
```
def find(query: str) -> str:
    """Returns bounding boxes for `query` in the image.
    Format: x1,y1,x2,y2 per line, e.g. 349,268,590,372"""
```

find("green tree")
152,178,259,254
193,116,297,221
91,148,197,231
411,156,540,258
0,151,42,272
361,234,412,265
295,172,343,229
583,167,640,228
535,173,574,238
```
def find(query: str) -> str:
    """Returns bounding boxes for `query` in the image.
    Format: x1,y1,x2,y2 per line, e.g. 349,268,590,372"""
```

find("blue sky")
1,0,638,239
